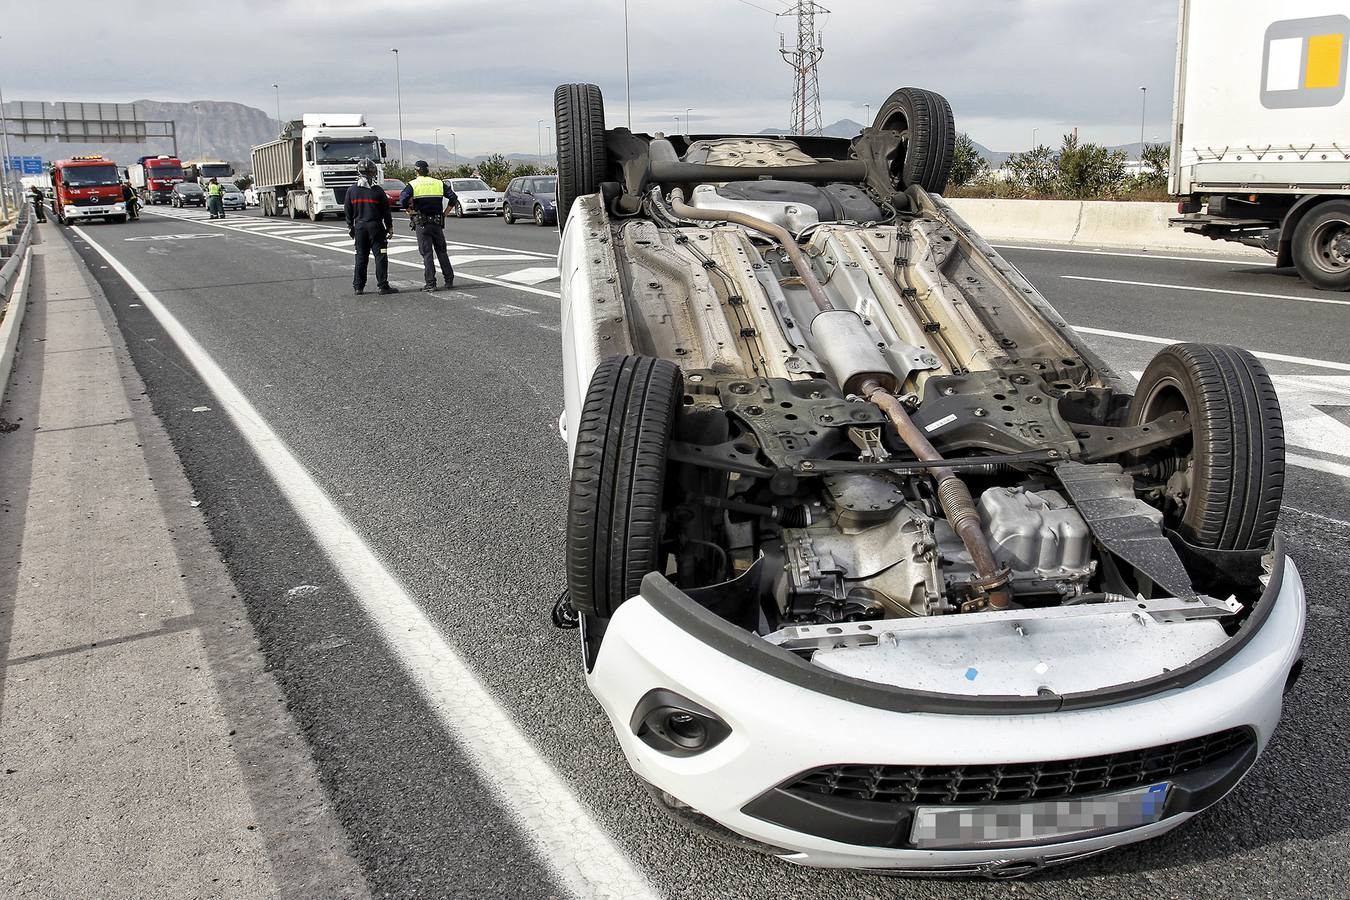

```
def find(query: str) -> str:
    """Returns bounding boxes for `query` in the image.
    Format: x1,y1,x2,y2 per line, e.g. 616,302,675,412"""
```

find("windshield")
62,164,121,187
315,138,380,163
221,184,241,193
199,164,233,178
147,164,185,179
382,179,405,190
178,184,203,194
533,177,557,194
452,179,492,192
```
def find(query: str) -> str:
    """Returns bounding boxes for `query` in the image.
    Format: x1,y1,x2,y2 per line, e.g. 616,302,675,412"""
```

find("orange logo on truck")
1262,15,1348,108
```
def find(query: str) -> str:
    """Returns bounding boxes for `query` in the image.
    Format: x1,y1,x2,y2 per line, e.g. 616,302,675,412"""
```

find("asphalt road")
59,206,1350,899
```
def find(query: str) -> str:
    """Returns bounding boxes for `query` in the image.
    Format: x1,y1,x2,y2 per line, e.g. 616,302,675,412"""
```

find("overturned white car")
551,83,1305,877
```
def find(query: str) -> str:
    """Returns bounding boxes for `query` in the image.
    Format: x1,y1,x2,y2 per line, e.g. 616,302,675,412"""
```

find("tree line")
948,133,1171,201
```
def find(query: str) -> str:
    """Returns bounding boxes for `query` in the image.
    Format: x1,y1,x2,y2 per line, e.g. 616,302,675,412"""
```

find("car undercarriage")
552,82,1304,872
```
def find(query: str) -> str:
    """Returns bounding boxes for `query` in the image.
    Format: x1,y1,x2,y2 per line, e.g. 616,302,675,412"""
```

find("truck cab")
183,159,236,187
131,155,185,205
51,156,128,225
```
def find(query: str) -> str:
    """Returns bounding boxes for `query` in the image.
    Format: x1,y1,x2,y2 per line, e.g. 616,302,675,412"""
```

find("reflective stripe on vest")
410,176,443,198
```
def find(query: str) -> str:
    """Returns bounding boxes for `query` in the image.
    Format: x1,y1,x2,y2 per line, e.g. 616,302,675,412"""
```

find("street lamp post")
193,104,202,158
537,119,544,168
272,83,281,130
685,107,692,136
0,68,12,221
1138,86,1148,159
450,133,456,164
1031,127,1039,149
545,125,552,169
864,103,870,127
624,0,632,128
434,128,441,168
390,48,405,164
673,115,680,137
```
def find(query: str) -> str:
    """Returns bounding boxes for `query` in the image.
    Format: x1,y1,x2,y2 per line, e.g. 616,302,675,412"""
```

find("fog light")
630,689,730,757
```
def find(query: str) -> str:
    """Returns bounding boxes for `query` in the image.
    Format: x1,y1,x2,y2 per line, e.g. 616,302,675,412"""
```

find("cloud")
5,0,1179,154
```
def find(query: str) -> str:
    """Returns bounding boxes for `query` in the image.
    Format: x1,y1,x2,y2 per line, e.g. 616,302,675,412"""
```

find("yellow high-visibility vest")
410,176,444,198
207,182,223,196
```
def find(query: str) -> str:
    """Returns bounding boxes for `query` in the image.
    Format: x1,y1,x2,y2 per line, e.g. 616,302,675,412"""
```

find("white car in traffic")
445,178,504,217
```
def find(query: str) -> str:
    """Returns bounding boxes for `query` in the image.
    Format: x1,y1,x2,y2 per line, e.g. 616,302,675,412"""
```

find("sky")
2,0,1182,156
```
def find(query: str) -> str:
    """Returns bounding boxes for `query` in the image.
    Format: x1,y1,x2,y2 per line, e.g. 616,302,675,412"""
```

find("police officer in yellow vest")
399,161,457,291
206,177,225,219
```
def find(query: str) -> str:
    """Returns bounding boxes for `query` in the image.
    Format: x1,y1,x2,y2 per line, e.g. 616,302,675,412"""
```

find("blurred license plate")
911,782,1169,849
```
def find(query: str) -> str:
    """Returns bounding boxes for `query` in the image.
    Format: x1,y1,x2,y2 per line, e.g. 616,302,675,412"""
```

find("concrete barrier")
0,212,35,402
944,198,1271,259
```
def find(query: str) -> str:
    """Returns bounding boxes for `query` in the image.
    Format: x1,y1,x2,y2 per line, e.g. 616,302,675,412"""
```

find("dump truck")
1170,0,1350,290
250,114,385,220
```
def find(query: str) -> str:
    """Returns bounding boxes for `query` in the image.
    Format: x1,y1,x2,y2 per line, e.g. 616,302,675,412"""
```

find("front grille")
322,170,359,188
787,728,1254,806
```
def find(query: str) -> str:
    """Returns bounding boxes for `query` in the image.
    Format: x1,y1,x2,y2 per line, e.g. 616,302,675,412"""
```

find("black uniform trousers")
416,218,454,287
352,222,391,290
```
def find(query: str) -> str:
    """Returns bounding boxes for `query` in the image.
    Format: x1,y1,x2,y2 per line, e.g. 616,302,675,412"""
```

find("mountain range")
3,100,1141,172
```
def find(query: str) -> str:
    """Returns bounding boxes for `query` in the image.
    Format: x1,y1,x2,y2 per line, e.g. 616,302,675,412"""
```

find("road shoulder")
0,226,368,899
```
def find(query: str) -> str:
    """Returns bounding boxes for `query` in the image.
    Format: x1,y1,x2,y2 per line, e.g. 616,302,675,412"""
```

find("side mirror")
380,142,388,160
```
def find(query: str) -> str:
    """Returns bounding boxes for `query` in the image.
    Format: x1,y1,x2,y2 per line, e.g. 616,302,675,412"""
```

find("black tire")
534,204,546,226
553,83,607,226
567,355,683,618
1291,199,1350,291
503,205,515,224
1128,343,1284,551
452,203,463,218
872,87,956,194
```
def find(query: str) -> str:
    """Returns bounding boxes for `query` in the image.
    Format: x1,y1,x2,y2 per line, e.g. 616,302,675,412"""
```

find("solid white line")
73,226,657,900
146,210,563,299
1062,275,1350,307
1070,325,1350,373
992,243,1275,267
1287,452,1350,480
1283,505,1350,528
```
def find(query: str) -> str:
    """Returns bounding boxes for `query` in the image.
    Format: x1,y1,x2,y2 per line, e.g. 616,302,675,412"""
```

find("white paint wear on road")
72,226,659,900
1062,275,1350,308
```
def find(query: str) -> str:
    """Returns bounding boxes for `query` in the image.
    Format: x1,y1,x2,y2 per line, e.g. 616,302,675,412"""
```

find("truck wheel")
873,87,956,194
567,355,683,619
289,203,299,220
1129,343,1284,551
1291,199,1350,291
553,83,607,227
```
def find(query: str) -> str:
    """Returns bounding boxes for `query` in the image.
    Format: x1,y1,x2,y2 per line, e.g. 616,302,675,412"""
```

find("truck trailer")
1170,0,1350,290
250,114,385,220
128,155,185,205
183,159,236,187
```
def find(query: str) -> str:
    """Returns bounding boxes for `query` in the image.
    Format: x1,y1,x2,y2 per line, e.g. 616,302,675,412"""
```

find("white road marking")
1062,274,1350,308
1073,325,1350,373
993,243,1276,267
1288,453,1350,479
1283,506,1350,529
145,209,564,298
501,266,564,286
74,225,658,900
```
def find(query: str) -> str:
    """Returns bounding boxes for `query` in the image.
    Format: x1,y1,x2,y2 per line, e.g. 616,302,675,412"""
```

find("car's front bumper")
63,203,125,219
586,556,1305,873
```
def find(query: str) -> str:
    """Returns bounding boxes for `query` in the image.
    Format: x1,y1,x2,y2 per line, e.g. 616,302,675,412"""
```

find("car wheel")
567,355,683,619
873,87,956,194
1291,199,1350,291
452,203,463,218
554,82,607,226
503,205,515,224
1128,343,1284,551
534,205,546,226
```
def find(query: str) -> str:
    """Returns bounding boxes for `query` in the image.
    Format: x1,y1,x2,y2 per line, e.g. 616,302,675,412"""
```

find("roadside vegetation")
946,133,1171,201
384,155,557,190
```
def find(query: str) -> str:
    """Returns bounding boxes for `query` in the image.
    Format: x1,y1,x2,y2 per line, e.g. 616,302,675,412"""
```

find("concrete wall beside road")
944,198,1271,258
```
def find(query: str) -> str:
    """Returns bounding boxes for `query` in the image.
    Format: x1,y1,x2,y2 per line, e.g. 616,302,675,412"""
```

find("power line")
730,0,785,14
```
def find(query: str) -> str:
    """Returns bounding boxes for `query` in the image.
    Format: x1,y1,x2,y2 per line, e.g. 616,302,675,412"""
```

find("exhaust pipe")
665,188,1009,610
861,378,1012,610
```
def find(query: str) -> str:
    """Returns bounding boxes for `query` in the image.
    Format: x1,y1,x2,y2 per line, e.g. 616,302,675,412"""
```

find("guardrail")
0,205,36,403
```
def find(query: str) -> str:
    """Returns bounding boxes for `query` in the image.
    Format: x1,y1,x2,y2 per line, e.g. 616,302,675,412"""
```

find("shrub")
948,133,989,187
1056,133,1128,199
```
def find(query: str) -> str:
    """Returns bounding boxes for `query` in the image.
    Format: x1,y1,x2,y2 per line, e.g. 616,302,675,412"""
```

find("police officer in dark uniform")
400,160,457,292
343,158,399,296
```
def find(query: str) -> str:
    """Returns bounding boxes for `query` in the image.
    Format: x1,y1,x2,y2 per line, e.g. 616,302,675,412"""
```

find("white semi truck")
250,114,385,220
1170,0,1350,290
